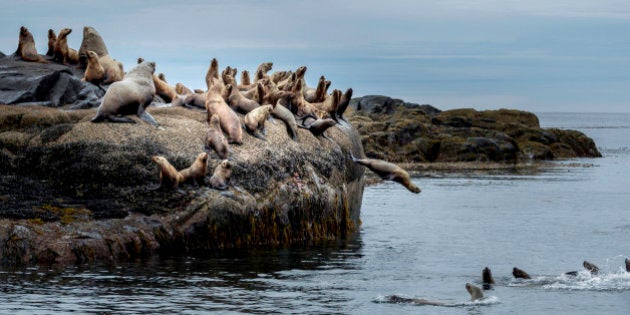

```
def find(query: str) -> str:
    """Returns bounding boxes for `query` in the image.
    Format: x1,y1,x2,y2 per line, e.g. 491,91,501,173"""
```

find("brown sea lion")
512,267,531,279
272,100,299,141
181,92,207,109
466,283,484,301
244,104,274,140
206,84,243,144
583,261,599,275
270,70,291,84
91,60,158,126
54,28,79,64
240,70,251,87
350,154,421,194
482,267,495,290
205,58,220,89
175,83,193,95
209,159,232,190
79,26,109,67
227,84,260,114
151,156,184,189
252,62,273,83
153,73,177,103
179,152,209,186
299,118,337,140
304,75,328,103
99,54,124,84
290,79,327,119
15,26,47,63
158,73,167,82
81,50,105,84
205,114,229,159
337,88,353,121
278,66,307,90
222,67,237,86
46,29,56,56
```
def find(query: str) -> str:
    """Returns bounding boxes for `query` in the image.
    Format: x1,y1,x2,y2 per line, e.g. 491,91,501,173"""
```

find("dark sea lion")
81,50,105,85
583,261,599,275
337,88,353,121
350,154,421,194
512,267,531,279
227,84,260,114
482,267,495,290
179,152,208,186
158,73,167,82
91,61,158,126
206,114,229,159
625,258,630,272
206,84,243,144
79,26,109,67
209,159,232,190
304,75,327,103
16,26,47,63
299,118,337,141
151,156,184,189
46,29,56,56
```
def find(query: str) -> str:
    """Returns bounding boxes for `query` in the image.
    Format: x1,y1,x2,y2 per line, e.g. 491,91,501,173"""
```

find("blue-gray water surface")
1,112,629,314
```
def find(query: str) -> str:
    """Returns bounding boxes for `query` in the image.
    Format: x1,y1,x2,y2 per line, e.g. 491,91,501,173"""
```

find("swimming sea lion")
179,152,209,186
625,258,630,272
350,154,421,194
465,283,484,301
512,267,531,279
205,114,229,159
54,28,79,64
15,26,47,63
175,83,193,95
91,60,158,126
227,84,260,114
206,84,243,144
385,283,484,306
151,156,184,189
209,159,232,190
244,104,274,140
583,261,599,275
482,267,495,290
82,50,105,84
46,29,56,56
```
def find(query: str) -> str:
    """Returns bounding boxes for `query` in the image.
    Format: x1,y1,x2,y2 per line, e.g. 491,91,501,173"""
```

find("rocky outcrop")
0,103,365,265
347,95,601,163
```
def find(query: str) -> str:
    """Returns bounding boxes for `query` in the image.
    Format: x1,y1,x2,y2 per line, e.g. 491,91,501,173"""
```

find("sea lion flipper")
137,109,159,127
107,115,136,124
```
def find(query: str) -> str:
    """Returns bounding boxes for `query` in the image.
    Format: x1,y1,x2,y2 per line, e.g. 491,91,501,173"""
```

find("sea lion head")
197,152,209,163
259,62,273,72
20,26,28,35
87,50,99,60
465,283,483,301
295,66,307,77
151,156,165,164
60,28,72,37
137,57,144,64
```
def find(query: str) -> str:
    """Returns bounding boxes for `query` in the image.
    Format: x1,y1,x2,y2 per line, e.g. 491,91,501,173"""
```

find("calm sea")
1,112,629,314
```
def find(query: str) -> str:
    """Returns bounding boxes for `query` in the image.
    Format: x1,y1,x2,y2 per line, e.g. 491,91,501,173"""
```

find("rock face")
347,95,601,162
0,104,365,265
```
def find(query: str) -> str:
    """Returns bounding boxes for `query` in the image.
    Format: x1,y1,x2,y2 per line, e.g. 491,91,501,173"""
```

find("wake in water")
508,269,630,291
373,294,500,307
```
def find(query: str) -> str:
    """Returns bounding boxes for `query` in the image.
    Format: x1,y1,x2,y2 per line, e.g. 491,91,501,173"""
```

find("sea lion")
81,50,105,84
583,261,599,275
240,70,251,87
222,66,237,86
209,159,232,190
244,104,274,140
299,118,337,141
272,98,299,141
482,267,495,290
227,84,260,114
337,88,353,121
385,283,484,306
99,54,124,84
181,92,207,109
91,60,158,126
625,258,630,272
153,73,177,103
304,75,328,103
350,154,421,194
46,29,56,56
15,26,47,63
269,70,291,84
179,152,209,186
158,73,167,82
278,66,306,90
252,62,273,83
175,83,193,95
54,28,79,64
205,58,220,89
289,79,320,119
151,156,184,189
206,83,243,144
205,114,229,159
79,26,109,68
512,267,531,279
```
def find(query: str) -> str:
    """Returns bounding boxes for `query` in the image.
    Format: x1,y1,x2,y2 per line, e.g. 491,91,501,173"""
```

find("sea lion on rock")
206,84,242,144
209,159,232,190
54,28,79,64
91,61,158,126
15,26,47,63
175,83,193,95
46,29,56,56
151,156,184,189
79,26,109,67
253,62,273,83
179,152,208,186
337,88,353,121
153,73,177,103
244,104,274,140
512,267,531,279
583,261,599,275
205,58,220,89
482,267,495,290
299,118,337,141
82,51,105,84
272,98,299,141
227,84,260,114
304,75,328,103
350,154,421,194
98,54,124,84
239,70,251,88
270,70,291,84
205,114,229,159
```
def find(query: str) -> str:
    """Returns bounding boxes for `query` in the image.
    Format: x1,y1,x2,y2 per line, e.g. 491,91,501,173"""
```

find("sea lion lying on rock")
350,154,421,194
209,160,232,190
91,60,158,126
15,26,47,63
205,114,229,159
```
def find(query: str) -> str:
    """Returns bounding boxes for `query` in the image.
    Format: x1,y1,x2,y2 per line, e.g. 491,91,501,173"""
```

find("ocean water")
1,112,629,314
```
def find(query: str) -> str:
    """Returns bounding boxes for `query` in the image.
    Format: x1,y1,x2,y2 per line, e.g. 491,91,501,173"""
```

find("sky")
1,0,629,113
